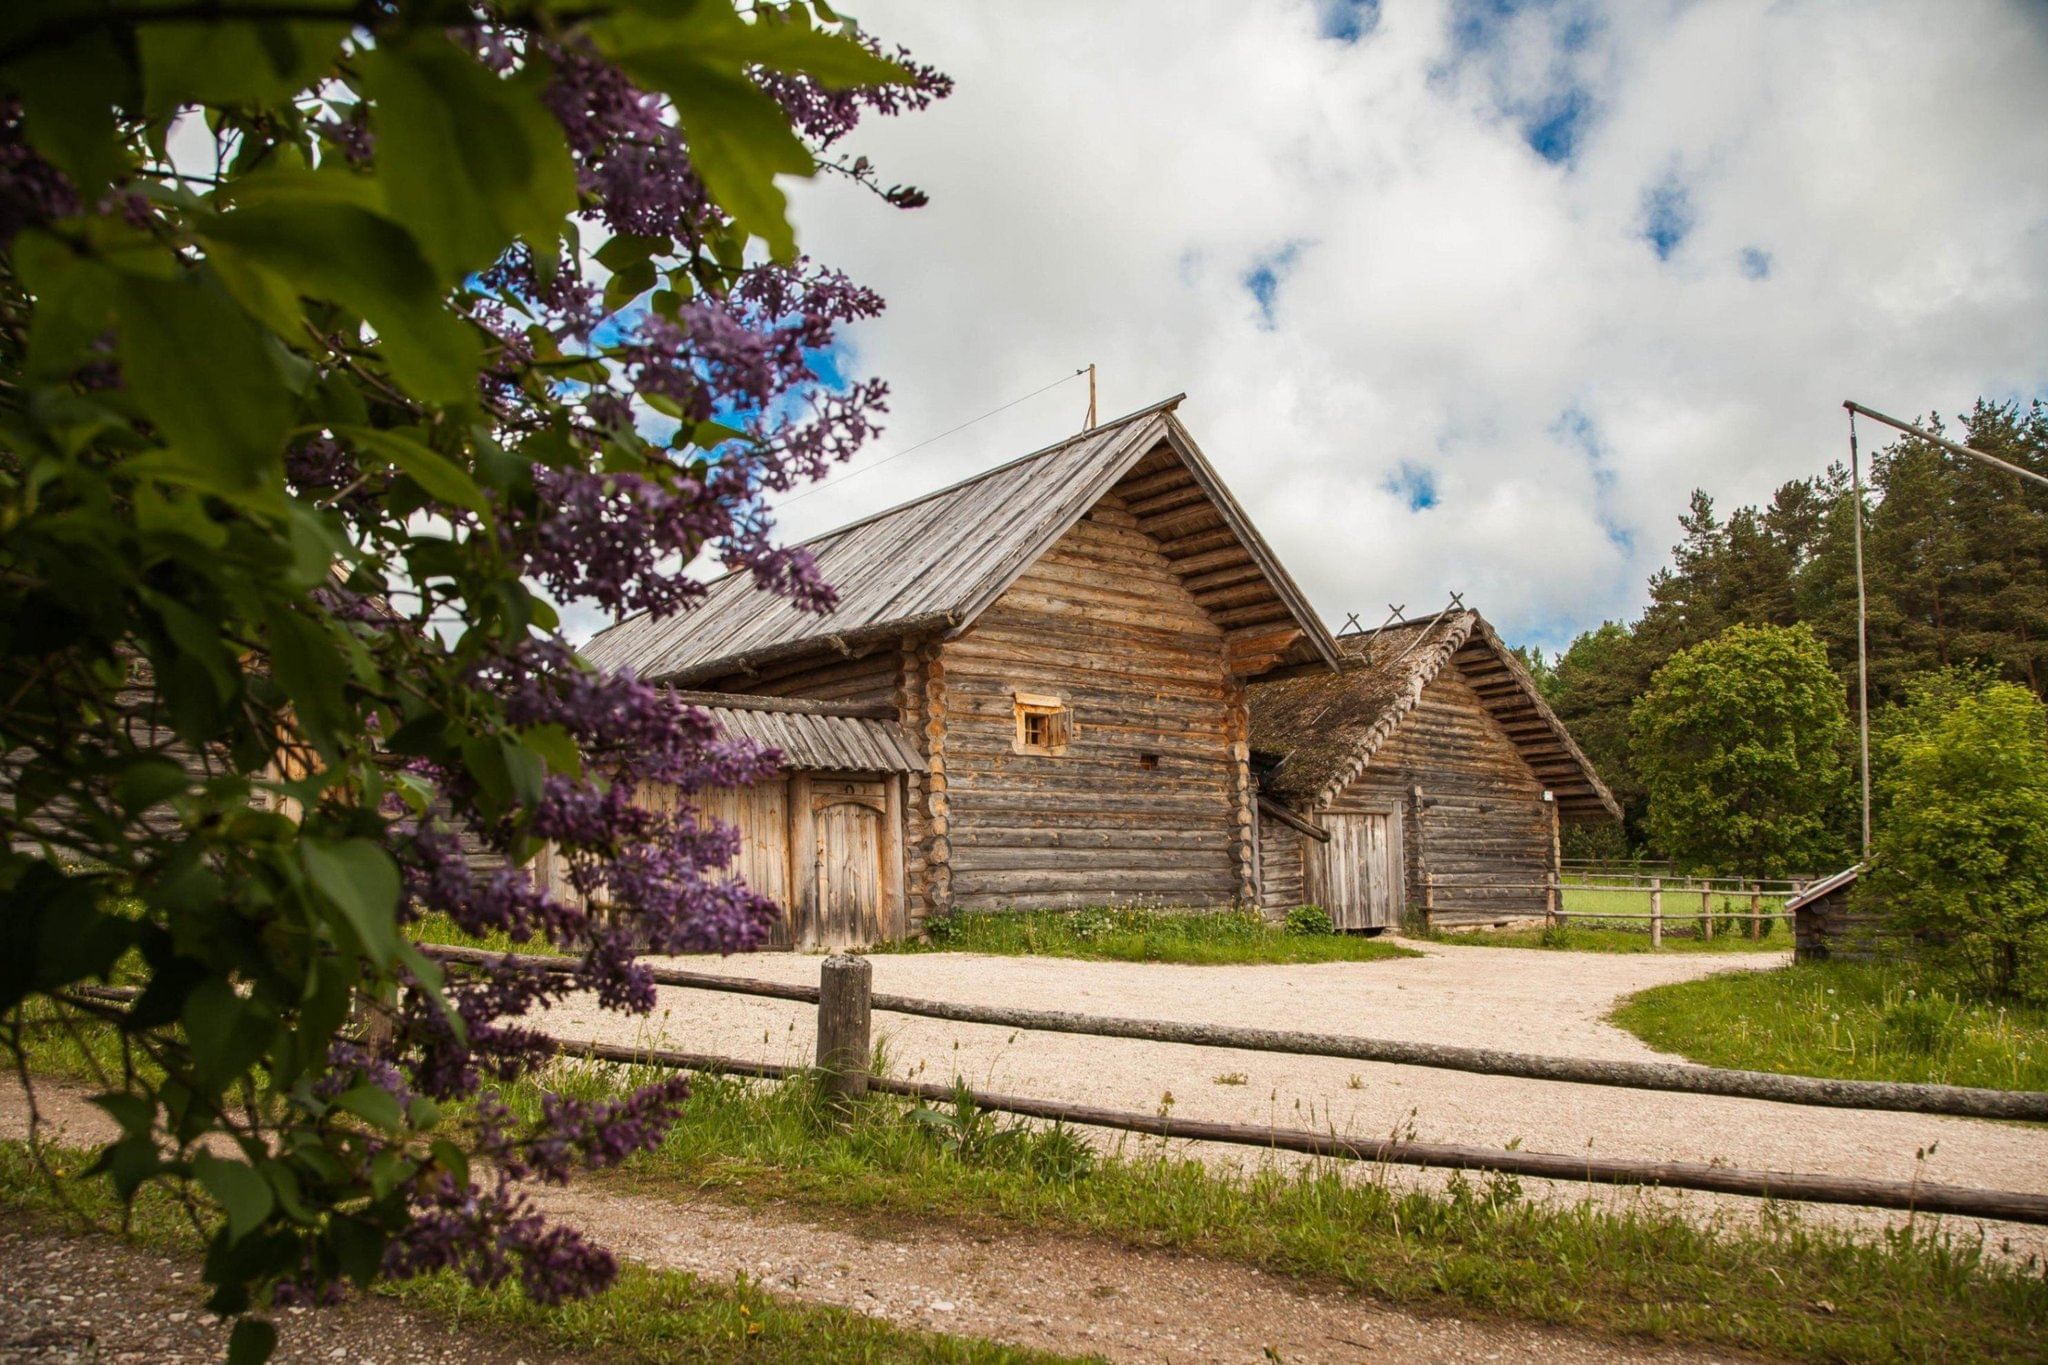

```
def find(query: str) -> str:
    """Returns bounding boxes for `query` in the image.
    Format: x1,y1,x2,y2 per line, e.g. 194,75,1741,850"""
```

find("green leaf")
195,1153,276,1243
138,18,348,115
263,604,351,754
202,200,482,406
357,39,578,281
612,51,813,259
182,978,273,1092
518,723,583,778
115,273,292,484
600,6,909,88
115,757,190,814
299,838,401,964
331,1082,404,1134
227,1317,278,1365
3,27,132,196
335,427,488,515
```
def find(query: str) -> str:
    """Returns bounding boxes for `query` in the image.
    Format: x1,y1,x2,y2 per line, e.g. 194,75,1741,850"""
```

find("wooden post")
1545,871,1559,927
1750,880,1763,941
816,955,872,1120
1423,871,1435,929
1700,886,1713,941
1650,876,1663,949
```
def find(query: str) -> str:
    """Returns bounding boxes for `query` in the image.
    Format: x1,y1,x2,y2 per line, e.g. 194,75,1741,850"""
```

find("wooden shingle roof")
583,397,1339,683
1250,610,1621,821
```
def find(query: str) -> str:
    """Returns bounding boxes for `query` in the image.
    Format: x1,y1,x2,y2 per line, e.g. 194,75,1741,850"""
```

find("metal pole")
1845,400,2048,492
1848,409,1872,857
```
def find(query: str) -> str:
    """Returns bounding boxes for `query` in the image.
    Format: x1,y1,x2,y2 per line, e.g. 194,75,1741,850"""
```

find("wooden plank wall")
938,498,1244,911
1330,669,1551,922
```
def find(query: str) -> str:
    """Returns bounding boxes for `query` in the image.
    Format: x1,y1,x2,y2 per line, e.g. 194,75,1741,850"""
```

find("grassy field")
1611,959,2048,1091
878,907,1421,966
0,1142,1069,1364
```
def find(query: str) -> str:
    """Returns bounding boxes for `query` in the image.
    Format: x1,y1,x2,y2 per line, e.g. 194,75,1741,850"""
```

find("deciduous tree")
1628,623,1851,877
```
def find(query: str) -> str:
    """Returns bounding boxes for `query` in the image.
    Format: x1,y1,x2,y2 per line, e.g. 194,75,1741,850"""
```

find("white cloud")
752,0,2048,654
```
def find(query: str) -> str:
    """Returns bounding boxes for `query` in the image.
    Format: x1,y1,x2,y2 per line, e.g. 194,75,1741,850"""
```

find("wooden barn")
581,396,1341,946
1249,611,1620,930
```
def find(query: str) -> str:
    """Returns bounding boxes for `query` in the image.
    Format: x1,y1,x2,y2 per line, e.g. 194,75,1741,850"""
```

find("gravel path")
1,1085,1710,1363
0,1220,559,1364
535,1183,1723,1363
542,939,2048,1258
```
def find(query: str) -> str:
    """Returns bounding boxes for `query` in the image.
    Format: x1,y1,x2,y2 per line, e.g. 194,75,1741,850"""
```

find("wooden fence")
423,945,2048,1226
1422,873,1798,944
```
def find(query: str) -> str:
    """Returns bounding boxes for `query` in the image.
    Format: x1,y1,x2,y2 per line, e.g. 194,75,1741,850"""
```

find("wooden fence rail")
552,988,2048,1228
63,956,2048,1228
419,944,2048,1123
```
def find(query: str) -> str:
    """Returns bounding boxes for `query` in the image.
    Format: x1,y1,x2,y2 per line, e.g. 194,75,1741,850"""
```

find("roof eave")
1157,415,1342,671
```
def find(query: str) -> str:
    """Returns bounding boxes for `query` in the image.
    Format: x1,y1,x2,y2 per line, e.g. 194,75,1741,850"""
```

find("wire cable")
778,368,1089,506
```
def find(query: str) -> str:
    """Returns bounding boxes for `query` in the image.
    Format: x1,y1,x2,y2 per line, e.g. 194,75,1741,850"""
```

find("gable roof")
582,397,1340,684
1249,610,1621,822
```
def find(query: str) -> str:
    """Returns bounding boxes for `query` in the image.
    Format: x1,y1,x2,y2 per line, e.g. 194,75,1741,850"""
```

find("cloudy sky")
760,0,2048,656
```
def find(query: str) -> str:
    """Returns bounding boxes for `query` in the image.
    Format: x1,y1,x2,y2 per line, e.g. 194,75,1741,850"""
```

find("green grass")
878,907,1421,965
1611,960,2048,1091
13,1018,2048,1361
0,1142,1076,1364
1432,921,1787,954
506,1056,2046,1362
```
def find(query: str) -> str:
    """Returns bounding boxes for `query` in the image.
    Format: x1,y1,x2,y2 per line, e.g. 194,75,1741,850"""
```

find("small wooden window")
1013,691,1074,756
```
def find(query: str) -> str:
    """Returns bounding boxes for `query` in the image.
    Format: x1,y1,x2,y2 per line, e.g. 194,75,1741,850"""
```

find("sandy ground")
540,938,2048,1260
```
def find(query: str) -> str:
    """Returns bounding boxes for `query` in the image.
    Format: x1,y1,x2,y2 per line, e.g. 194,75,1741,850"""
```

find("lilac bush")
0,0,947,1344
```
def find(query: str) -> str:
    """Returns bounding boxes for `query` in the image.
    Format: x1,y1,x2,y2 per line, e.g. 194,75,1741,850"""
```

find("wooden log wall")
697,646,901,708
894,638,935,930
1332,669,1552,920
1257,814,1305,913
939,498,1246,911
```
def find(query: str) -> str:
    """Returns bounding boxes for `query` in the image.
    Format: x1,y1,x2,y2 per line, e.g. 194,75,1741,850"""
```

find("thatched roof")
582,397,1339,684
1250,611,1620,821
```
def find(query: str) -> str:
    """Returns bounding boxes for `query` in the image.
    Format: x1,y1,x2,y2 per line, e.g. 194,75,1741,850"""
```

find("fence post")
1545,871,1558,927
816,954,872,1120
1423,872,1435,929
1750,881,1763,941
1650,876,1662,949
1700,886,1713,940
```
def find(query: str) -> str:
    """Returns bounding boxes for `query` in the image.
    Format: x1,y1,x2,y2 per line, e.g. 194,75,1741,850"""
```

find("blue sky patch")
1242,242,1306,329
1320,0,1380,42
1385,462,1439,511
1639,174,1694,261
1738,246,1773,280
1524,85,1590,163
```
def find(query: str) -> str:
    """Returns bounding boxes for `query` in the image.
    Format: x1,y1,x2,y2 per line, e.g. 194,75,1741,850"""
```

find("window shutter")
1049,706,1073,751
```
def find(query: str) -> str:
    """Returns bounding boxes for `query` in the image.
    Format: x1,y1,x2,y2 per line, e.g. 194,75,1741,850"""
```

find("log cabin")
1249,610,1620,931
581,396,1341,946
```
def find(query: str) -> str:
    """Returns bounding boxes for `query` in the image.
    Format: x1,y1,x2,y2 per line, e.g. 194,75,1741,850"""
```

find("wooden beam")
668,689,898,720
1257,794,1331,843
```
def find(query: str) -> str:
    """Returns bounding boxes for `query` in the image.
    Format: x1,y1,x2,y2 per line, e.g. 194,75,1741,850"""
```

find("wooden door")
1311,810,1402,930
803,778,889,949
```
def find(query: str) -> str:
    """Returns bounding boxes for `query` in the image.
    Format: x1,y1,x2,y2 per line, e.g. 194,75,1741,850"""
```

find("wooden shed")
1786,865,1884,962
1248,611,1620,930
531,692,925,951
582,396,1340,942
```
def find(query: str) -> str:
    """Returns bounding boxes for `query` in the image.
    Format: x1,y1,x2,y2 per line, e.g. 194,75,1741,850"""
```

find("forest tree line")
1521,398,2048,863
